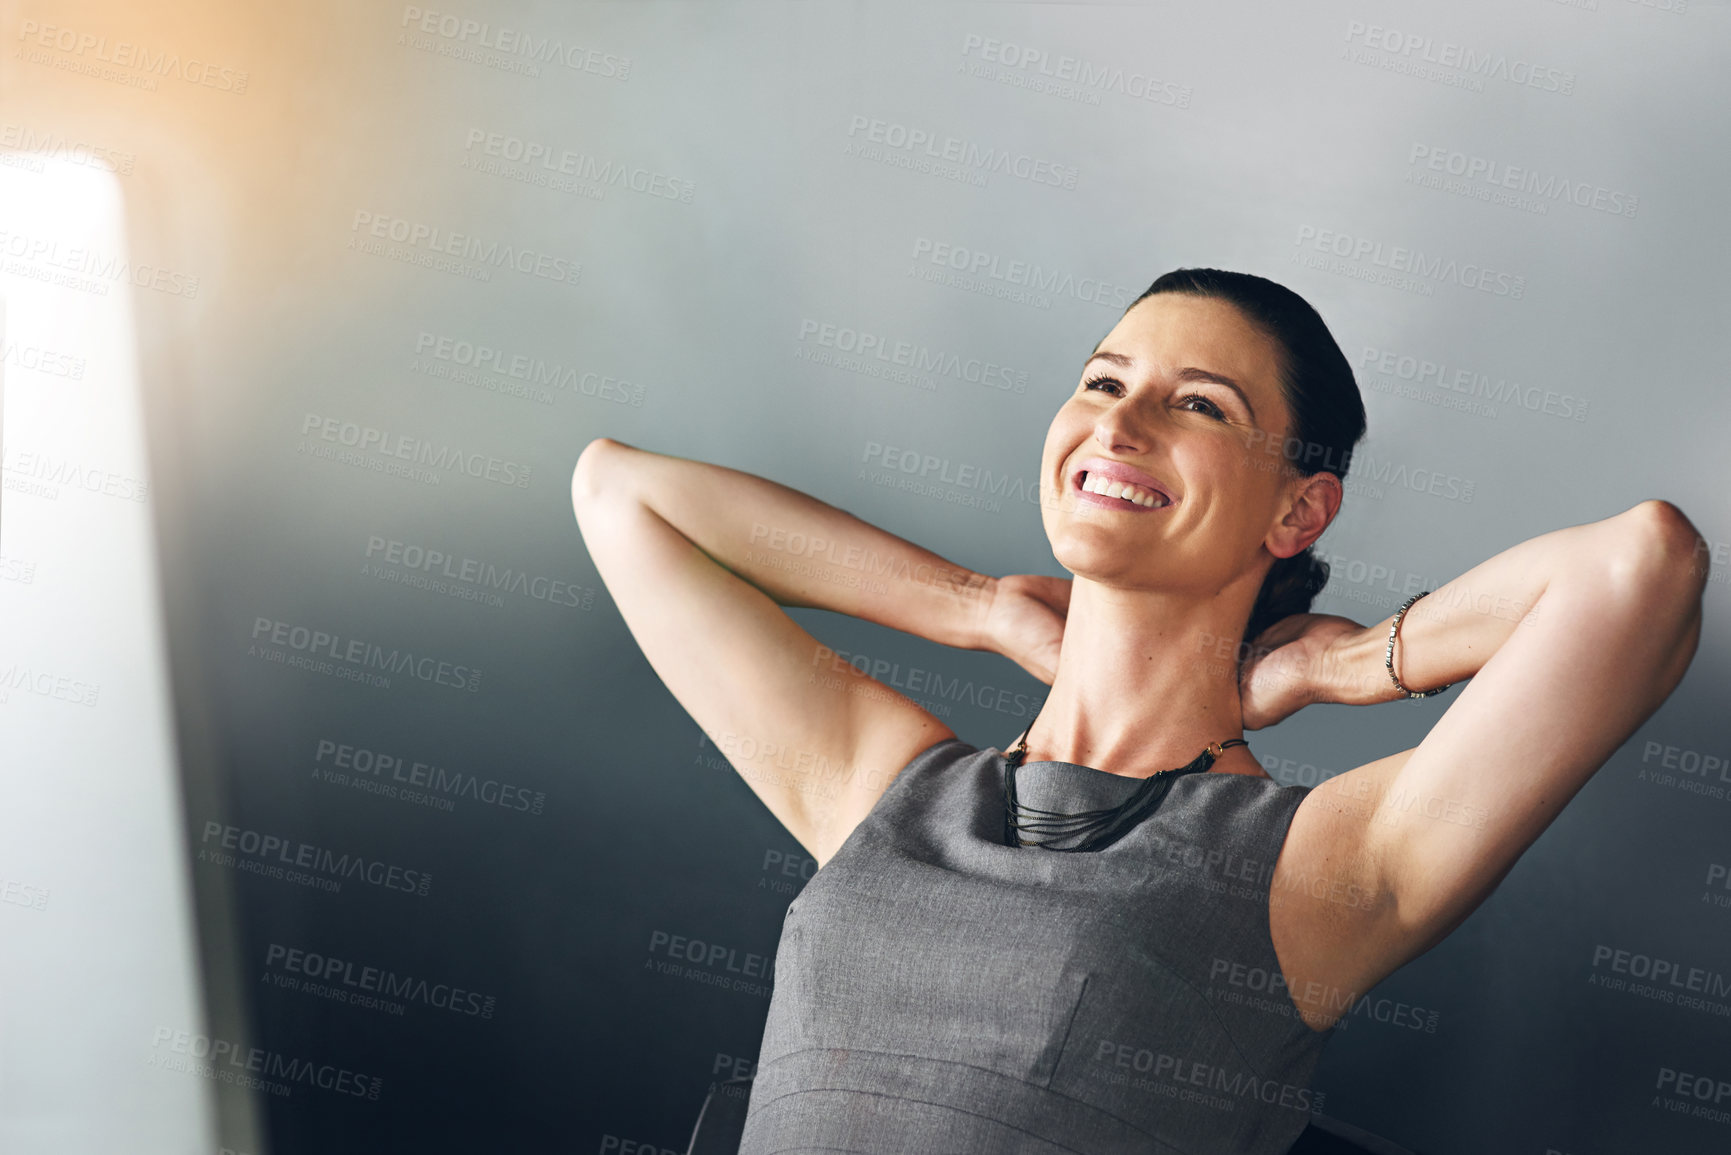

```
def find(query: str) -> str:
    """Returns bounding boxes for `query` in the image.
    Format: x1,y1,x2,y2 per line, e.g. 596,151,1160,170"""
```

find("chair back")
683,1075,753,1155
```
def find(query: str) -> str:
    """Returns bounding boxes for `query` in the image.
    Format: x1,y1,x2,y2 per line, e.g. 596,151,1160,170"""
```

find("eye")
1081,375,1231,422
1179,393,1228,421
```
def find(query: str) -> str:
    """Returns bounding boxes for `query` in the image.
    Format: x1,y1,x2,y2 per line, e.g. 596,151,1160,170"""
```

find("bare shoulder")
811,698,957,869
1266,750,1416,1032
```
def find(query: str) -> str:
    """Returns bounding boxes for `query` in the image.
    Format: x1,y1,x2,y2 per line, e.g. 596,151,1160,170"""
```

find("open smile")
1069,457,1177,513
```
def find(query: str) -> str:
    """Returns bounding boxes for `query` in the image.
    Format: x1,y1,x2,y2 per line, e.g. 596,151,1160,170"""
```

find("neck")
1014,576,1268,780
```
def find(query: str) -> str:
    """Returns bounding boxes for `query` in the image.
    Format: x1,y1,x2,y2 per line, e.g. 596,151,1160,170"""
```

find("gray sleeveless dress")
736,737,1340,1155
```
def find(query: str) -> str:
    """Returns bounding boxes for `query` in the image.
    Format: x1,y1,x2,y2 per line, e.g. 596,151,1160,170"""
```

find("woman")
570,268,1707,1153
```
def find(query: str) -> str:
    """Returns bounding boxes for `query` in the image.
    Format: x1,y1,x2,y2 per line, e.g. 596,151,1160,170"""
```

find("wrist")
1327,623,1404,706
963,573,1001,652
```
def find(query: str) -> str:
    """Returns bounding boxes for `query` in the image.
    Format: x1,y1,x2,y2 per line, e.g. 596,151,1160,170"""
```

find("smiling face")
1040,291,1316,595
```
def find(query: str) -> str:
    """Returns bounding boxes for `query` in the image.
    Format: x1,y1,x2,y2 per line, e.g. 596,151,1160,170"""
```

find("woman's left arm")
1281,499,1709,956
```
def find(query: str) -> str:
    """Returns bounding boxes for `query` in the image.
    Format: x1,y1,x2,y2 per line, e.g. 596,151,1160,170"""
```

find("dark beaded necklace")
1001,713,1248,851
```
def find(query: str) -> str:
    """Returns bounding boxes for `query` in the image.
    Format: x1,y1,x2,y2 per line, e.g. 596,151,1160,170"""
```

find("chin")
1048,535,1143,584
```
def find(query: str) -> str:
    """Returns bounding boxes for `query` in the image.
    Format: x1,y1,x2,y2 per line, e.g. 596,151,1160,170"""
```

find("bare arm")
1289,500,1707,973
580,438,997,647
577,437,1071,682
572,437,1067,865
1324,499,1705,713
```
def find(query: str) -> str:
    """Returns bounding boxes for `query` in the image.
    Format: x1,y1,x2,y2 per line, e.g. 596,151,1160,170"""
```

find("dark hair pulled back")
1114,268,1368,647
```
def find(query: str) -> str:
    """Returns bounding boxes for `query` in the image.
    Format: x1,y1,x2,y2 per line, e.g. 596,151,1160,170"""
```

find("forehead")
1096,293,1285,403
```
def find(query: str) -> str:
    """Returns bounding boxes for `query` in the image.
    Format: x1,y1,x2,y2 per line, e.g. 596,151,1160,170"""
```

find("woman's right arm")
569,437,1002,864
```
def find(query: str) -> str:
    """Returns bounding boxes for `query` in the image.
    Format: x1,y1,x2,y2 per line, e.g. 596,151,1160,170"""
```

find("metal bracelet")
1385,591,1454,699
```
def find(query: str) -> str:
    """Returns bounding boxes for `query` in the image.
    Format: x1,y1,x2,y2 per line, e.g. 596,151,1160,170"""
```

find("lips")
1070,456,1177,508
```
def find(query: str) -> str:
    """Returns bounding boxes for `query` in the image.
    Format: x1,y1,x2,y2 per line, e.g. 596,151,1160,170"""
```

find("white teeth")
1082,472,1166,507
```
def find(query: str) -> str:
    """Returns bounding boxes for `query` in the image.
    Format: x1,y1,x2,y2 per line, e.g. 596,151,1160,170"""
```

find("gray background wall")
4,1,1729,1152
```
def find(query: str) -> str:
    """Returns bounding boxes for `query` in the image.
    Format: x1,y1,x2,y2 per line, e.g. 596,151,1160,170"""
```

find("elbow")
571,437,633,513
1609,499,1710,604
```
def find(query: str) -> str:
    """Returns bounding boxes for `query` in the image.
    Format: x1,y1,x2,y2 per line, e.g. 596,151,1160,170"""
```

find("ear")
1266,471,1342,560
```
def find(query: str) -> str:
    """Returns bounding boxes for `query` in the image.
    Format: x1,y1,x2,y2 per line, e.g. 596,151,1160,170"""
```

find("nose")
1093,402,1155,457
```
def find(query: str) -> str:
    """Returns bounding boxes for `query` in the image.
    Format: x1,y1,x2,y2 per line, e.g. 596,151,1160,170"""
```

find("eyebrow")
1082,350,1258,423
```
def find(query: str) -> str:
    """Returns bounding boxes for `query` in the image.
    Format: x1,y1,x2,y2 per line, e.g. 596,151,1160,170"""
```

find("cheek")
1219,442,1279,491
1182,451,1278,528
1042,412,1074,454
1040,418,1078,477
